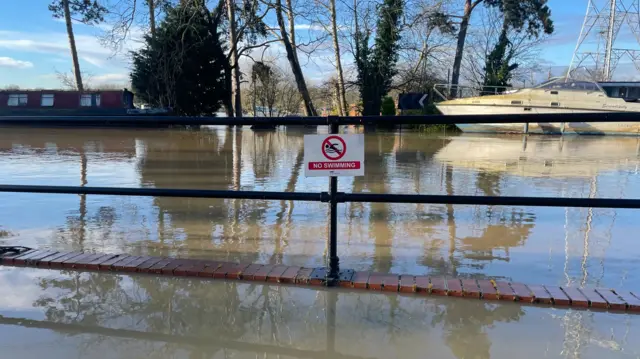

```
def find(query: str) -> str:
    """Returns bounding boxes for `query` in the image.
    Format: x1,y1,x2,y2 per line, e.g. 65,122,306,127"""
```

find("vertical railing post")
327,115,340,285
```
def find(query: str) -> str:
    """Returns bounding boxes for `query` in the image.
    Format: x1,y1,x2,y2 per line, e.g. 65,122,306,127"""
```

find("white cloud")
0,56,33,69
92,73,129,83
0,29,140,70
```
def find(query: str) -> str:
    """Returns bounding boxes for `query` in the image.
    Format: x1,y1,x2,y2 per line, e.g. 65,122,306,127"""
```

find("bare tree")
246,61,302,116
100,0,170,53
461,6,549,89
49,0,107,92
56,69,95,90
270,0,318,116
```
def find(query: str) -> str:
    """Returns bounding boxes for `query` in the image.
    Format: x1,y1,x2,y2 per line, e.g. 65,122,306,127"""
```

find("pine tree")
130,3,227,116
355,0,403,116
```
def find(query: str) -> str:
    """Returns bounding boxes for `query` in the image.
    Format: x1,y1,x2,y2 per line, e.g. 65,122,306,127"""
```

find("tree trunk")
227,0,243,117
63,0,84,91
275,0,317,116
330,0,348,116
450,0,474,98
148,0,156,38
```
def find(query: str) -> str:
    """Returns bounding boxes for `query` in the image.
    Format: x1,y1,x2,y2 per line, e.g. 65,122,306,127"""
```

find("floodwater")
1,126,640,358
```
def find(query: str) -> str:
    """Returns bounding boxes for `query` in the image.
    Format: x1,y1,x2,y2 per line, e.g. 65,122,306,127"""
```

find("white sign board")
304,134,364,177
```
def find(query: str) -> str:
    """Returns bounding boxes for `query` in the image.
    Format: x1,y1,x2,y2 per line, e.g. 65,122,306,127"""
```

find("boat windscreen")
534,78,603,92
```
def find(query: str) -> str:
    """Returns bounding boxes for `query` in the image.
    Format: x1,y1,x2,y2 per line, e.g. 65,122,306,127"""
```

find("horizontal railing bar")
1,184,639,209
341,193,640,209
0,184,326,202
2,112,640,126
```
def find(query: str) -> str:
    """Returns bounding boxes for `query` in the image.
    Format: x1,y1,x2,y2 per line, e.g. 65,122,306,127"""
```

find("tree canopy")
130,3,227,116
48,0,107,24
355,0,404,116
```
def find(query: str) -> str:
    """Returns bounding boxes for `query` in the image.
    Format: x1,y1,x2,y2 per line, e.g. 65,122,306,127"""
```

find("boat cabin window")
551,102,560,107
7,94,27,106
535,80,601,92
511,100,522,105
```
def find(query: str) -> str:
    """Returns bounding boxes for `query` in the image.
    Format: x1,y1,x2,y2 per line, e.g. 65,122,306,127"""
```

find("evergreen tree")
481,0,554,94
130,3,227,116
355,0,403,116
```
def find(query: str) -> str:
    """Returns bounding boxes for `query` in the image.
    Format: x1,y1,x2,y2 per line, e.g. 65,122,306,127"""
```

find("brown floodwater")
1,126,640,358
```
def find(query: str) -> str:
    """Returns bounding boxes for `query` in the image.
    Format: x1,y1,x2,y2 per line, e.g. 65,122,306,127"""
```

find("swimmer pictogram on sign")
322,136,346,160
304,134,364,177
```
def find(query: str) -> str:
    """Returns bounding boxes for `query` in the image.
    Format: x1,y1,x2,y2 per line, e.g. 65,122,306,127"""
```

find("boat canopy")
533,77,605,93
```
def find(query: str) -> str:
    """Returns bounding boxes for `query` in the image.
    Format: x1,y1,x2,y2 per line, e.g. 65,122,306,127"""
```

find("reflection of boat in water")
434,77,640,135
434,134,640,178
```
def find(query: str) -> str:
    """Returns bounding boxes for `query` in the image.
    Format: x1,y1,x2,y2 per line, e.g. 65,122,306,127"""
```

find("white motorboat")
434,77,640,135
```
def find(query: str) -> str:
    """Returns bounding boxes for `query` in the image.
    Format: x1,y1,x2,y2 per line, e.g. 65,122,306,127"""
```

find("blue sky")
0,0,636,88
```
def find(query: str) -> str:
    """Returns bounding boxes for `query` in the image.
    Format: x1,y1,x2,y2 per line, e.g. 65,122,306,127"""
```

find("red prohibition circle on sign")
322,136,347,160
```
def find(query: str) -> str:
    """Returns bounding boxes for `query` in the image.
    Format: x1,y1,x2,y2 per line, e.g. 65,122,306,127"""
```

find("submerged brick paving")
2,248,640,313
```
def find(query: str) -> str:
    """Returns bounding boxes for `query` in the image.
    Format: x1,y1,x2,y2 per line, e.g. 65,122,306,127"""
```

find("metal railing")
2,113,640,284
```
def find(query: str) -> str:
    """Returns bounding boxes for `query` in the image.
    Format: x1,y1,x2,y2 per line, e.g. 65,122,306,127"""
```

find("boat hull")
436,104,640,135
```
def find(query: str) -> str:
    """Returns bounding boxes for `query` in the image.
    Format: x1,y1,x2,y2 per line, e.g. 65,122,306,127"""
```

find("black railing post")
327,116,340,285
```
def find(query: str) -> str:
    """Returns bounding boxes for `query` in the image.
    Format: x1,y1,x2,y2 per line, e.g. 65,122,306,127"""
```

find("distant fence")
2,113,640,284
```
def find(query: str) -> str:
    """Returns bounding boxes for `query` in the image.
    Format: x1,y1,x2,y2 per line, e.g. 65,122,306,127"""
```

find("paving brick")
255,264,279,282
615,291,640,312
578,288,608,309
135,257,167,273
494,281,516,301
145,258,173,273
13,250,49,266
367,273,385,291
159,259,190,275
73,253,112,269
337,269,355,288
38,252,71,267
382,275,400,292
528,285,553,304
476,279,498,300
279,266,301,284
415,276,430,294
446,278,463,297
399,275,416,293
295,267,314,284
183,262,213,277
1,249,38,265
544,286,571,306
84,254,119,270
461,279,481,299
19,250,59,266
267,265,289,283
561,287,590,308
49,252,85,268
510,282,534,303
173,260,210,276
351,271,370,289
61,253,97,268
595,288,627,311
125,256,159,272
212,262,237,279
109,256,139,271
309,267,328,286
431,277,447,296
98,255,130,270
241,264,265,281
226,263,252,280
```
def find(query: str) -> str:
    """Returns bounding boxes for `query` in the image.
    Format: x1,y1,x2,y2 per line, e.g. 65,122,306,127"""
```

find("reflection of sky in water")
0,128,640,291
0,266,638,359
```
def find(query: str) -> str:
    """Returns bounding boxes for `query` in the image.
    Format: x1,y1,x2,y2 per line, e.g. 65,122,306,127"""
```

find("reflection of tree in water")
421,161,535,278
31,270,325,358
351,132,397,273
136,128,307,264
433,301,524,359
